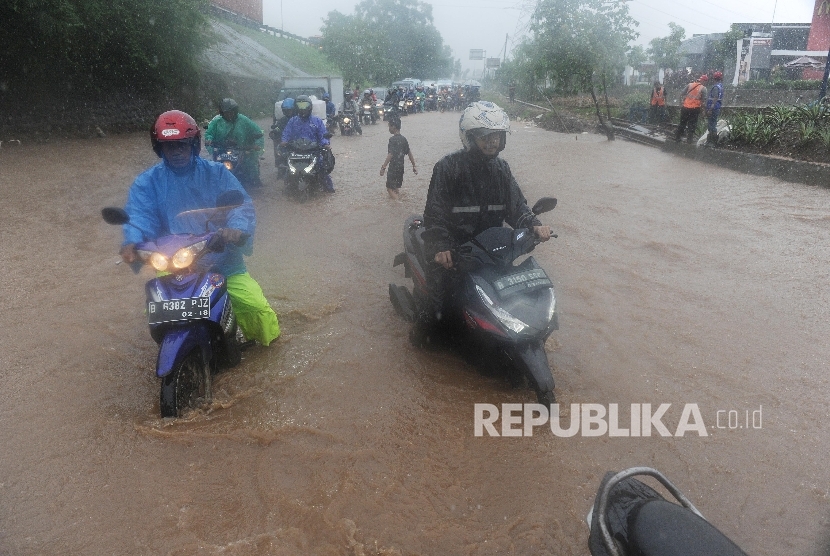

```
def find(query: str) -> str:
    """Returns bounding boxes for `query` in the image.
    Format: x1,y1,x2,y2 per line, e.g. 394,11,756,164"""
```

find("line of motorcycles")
382,92,477,119
324,102,383,137
100,188,754,554
105,124,756,553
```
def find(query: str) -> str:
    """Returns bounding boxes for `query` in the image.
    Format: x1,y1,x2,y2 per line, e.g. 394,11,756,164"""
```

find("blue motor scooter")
102,191,248,417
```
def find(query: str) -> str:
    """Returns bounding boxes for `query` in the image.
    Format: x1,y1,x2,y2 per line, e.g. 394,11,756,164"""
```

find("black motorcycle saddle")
628,499,748,556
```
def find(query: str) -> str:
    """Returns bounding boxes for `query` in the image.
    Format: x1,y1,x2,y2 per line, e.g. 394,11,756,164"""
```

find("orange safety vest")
651,87,665,106
682,83,703,109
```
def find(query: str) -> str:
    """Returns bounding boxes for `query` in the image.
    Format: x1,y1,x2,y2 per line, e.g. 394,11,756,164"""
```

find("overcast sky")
262,0,817,74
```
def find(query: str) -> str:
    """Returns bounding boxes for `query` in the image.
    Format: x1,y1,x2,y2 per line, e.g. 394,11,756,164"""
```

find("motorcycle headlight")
475,285,528,334
363,104,371,109
304,158,316,174
149,252,169,272
171,240,207,270
343,117,351,124
546,288,557,323
223,161,234,170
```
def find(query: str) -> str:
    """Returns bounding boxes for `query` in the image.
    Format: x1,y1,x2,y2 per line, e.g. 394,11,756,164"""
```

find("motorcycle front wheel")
217,310,241,368
159,350,211,418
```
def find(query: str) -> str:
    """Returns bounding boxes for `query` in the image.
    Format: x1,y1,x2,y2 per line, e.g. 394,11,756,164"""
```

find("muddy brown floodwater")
0,111,829,556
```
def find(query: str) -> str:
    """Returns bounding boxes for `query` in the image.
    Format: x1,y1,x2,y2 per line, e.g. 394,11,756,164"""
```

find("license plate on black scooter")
492,269,552,299
148,297,211,325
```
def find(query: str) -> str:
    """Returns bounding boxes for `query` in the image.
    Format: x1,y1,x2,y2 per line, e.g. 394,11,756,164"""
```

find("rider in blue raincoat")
280,95,335,192
120,110,280,345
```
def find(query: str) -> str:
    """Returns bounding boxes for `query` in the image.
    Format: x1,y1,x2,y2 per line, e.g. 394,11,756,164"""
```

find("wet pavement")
0,111,828,555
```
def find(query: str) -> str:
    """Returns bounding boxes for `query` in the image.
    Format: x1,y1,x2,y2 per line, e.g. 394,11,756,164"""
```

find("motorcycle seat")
628,499,748,556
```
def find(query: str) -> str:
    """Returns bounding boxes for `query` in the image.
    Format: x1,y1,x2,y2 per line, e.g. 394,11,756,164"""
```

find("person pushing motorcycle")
205,98,265,188
414,101,551,344
119,110,280,346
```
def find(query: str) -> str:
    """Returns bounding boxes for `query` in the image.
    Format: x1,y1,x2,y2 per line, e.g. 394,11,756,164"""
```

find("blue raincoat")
281,115,330,146
122,156,256,277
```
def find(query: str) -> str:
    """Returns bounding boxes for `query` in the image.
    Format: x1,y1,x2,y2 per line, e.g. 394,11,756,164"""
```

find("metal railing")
209,5,315,46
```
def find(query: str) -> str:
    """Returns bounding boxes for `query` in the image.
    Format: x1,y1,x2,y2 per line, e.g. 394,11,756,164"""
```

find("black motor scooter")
283,138,332,202
587,467,749,556
389,198,559,404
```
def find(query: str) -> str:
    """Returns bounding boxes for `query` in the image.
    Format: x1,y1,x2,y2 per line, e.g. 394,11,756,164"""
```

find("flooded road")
1,110,829,555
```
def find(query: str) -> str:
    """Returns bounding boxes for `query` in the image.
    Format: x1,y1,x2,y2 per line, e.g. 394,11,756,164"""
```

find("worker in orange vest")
649,80,666,124
674,74,708,143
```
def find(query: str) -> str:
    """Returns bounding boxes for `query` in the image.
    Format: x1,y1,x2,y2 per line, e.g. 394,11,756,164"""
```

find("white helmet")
459,101,510,152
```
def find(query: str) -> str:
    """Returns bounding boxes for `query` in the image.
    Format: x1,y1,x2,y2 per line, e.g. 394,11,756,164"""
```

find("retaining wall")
661,141,830,188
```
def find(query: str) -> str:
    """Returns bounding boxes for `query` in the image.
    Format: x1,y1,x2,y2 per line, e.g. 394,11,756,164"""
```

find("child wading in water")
380,114,417,199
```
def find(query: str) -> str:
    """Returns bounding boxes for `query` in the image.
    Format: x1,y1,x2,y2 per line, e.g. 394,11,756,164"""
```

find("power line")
631,0,735,33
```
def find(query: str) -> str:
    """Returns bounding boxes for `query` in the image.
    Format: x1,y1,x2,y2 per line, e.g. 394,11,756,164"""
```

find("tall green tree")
647,22,685,71
512,0,639,138
1,0,209,94
627,45,647,70
706,24,744,74
321,0,455,86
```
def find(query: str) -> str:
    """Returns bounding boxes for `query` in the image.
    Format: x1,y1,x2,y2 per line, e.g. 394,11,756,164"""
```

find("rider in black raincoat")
414,101,551,344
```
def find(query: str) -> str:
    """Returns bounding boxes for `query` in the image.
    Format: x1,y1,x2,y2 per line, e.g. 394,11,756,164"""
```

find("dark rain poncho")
423,149,541,259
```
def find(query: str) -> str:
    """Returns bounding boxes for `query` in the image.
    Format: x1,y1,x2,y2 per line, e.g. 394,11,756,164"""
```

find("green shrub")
621,91,650,109
1,0,210,95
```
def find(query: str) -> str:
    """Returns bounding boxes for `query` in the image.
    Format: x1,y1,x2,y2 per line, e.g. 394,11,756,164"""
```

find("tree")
647,22,685,72
514,0,639,139
0,0,209,94
321,0,455,86
627,45,647,69
321,11,401,86
706,24,745,75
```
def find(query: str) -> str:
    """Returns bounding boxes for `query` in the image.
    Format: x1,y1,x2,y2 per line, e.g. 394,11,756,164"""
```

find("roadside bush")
725,101,830,160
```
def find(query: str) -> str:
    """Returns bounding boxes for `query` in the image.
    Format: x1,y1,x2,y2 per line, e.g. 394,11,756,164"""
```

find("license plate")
148,297,210,325
492,269,552,298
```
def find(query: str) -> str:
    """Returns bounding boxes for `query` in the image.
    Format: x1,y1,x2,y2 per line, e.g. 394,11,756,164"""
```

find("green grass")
217,18,339,76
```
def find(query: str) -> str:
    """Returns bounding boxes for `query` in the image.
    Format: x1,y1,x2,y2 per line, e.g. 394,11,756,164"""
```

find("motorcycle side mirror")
101,207,130,225
532,197,557,215
216,190,244,208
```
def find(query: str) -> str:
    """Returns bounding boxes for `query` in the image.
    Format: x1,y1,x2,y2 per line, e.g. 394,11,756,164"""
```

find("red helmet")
151,110,201,158
699,74,709,82
713,71,723,80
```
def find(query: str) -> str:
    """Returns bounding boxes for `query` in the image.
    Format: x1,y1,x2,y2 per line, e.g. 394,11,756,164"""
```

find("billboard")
469,49,484,60
486,58,501,69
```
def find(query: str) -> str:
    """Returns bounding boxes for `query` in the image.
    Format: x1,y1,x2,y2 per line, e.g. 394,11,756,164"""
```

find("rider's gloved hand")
219,228,246,246
434,250,453,270
533,225,551,242
120,243,137,264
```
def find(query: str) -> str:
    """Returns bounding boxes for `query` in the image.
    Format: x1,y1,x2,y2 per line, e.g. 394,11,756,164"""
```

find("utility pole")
502,34,509,63
821,46,830,101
